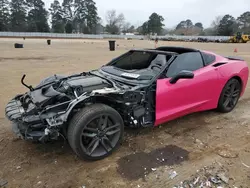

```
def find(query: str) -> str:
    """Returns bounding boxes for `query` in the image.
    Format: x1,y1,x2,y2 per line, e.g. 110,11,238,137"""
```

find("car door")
155,52,221,126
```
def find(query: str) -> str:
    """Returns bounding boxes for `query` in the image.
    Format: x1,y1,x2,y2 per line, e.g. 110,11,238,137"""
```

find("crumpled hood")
28,75,111,106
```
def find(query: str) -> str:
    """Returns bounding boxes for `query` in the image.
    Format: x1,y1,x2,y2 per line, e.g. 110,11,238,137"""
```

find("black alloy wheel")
81,114,121,157
217,78,241,113
67,104,124,161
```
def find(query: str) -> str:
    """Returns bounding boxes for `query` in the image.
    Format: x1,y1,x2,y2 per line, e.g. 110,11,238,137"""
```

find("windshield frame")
105,49,178,67
99,49,178,86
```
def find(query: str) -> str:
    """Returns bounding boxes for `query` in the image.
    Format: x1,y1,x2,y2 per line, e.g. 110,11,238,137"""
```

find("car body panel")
214,60,249,96
203,50,249,96
155,51,249,126
155,65,220,125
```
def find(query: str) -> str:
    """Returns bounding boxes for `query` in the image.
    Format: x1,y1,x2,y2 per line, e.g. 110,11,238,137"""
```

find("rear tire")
67,104,124,161
217,78,241,113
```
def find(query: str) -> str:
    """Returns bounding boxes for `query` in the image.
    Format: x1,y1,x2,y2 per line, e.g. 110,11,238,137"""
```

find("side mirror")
169,70,194,84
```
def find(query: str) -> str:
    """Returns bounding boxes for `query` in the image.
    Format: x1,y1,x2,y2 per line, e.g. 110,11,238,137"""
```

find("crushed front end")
5,73,112,142
5,95,57,141
5,71,156,143
5,90,73,142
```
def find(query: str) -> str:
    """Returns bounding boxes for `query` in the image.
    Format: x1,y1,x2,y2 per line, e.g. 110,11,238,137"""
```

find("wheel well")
64,91,156,130
217,76,243,107
65,96,122,128
231,76,243,90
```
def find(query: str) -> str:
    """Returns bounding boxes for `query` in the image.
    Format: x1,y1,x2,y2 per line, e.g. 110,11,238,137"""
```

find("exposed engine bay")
5,71,156,142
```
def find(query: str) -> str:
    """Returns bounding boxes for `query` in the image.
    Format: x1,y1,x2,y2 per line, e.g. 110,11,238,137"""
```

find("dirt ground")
1,38,250,188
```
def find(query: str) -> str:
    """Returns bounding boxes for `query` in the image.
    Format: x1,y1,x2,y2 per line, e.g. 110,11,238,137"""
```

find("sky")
44,0,250,28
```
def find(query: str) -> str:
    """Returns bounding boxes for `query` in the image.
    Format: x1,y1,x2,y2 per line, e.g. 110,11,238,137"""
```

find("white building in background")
125,33,135,35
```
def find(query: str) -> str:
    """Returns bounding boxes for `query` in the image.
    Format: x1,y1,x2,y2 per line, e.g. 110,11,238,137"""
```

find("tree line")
0,0,249,36
169,13,250,36
0,0,100,33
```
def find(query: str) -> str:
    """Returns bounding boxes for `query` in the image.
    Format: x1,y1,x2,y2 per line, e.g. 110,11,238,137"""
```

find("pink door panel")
155,66,221,126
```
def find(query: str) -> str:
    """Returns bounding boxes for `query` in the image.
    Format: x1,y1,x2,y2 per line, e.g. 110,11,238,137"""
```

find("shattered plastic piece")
169,171,178,179
137,185,141,188
193,177,200,185
242,162,250,168
210,177,221,184
16,166,21,170
200,182,204,187
151,168,157,171
205,181,211,187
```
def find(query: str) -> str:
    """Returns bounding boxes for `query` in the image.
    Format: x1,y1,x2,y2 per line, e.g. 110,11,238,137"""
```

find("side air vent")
213,62,227,67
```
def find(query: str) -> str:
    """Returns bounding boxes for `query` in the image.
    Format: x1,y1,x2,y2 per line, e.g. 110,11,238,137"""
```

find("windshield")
99,50,175,83
111,51,156,70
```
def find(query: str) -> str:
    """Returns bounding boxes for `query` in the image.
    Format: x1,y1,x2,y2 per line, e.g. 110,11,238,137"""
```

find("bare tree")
211,16,223,29
105,9,125,34
122,22,131,33
206,15,223,35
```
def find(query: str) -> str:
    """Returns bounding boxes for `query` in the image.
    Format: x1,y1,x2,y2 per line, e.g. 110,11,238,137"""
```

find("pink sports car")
5,46,249,160
155,46,249,125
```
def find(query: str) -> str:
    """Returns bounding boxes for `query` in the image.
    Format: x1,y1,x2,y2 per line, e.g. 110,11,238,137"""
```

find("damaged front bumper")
5,98,25,121
5,99,26,139
5,97,56,142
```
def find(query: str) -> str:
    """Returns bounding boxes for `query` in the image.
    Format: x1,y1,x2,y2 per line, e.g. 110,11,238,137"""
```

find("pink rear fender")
238,64,249,96
204,51,249,96
236,65,249,96
216,60,249,97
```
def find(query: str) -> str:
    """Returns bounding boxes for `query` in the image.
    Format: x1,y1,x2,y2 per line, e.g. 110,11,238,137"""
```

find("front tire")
217,78,241,113
67,104,124,161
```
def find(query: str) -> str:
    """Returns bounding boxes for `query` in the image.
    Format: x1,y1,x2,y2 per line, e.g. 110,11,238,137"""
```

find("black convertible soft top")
130,49,178,56
156,46,199,54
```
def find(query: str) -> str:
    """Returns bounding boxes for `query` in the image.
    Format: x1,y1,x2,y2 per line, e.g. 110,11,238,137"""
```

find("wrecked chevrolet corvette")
5,46,249,160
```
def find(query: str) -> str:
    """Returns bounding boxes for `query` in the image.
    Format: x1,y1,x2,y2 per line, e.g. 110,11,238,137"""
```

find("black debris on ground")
173,162,232,188
117,145,189,180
